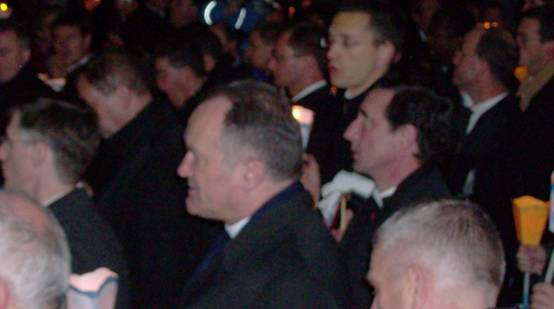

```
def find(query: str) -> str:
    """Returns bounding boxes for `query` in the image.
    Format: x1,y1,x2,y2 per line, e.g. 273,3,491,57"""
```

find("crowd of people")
0,0,554,308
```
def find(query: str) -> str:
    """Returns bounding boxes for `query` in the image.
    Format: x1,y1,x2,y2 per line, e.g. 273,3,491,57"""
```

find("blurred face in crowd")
268,32,304,94
52,25,91,67
155,57,194,107
0,30,30,83
169,0,198,29
452,29,484,89
412,0,440,32
177,96,243,223
522,0,544,12
344,89,408,178
76,76,128,138
517,17,553,76
246,30,273,71
328,12,382,96
0,112,36,196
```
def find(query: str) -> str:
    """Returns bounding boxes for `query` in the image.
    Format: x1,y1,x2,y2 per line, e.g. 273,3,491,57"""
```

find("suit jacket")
85,100,218,309
294,85,341,183
509,77,554,200
179,182,351,309
340,165,450,308
443,94,519,196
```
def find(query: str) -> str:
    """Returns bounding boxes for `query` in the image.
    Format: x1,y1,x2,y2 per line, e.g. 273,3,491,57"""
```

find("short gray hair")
0,191,70,309
210,80,303,181
374,199,505,297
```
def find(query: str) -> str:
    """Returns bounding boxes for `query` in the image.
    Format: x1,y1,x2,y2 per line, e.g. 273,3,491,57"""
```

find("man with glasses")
327,2,405,171
268,22,340,183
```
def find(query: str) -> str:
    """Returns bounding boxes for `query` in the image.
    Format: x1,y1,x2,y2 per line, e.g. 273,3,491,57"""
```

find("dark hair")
0,19,31,49
522,4,554,42
12,98,100,184
476,29,518,89
337,2,405,50
50,11,92,36
252,22,283,45
386,86,453,163
188,25,223,62
154,39,206,76
210,80,302,181
80,49,149,96
284,22,328,76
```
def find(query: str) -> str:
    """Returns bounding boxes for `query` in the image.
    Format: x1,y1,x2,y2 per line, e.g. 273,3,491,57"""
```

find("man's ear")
396,124,418,151
203,54,217,73
0,278,11,309
241,159,266,191
30,141,49,168
404,264,430,309
375,41,396,71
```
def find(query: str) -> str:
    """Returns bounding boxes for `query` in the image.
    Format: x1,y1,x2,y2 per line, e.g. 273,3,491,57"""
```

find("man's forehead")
330,12,372,35
0,30,19,45
188,97,230,130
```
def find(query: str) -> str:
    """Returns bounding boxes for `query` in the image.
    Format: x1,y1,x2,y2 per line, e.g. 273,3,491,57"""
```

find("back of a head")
81,49,150,96
386,86,453,164
475,28,518,90
284,21,328,76
209,80,303,182
12,98,100,185
0,190,70,309
375,199,505,302
154,38,206,77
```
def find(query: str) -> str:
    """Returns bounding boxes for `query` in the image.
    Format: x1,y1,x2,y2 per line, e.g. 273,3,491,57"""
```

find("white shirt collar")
43,188,74,208
292,80,327,102
224,217,251,239
373,187,396,208
67,54,92,74
461,91,508,134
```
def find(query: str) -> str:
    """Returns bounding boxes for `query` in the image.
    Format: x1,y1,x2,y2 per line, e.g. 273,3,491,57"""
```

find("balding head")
0,190,70,309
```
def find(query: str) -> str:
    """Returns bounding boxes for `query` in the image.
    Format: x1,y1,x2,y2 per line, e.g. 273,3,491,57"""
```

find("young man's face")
327,12,380,95
52,25,91,67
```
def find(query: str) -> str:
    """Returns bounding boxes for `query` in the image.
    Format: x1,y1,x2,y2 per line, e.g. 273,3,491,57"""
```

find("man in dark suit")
446,27,519,200
0,20,54,119
511,5,554,201
268,21,341,183
51,12,93,105
0,98,129,308
444,28,521,304
77,50,217,309
177,80,350,308
327,3,406,171
336,86,452,308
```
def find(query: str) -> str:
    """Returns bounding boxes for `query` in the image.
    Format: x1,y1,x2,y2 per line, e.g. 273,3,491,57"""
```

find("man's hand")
531,283,554,309
301,154,321,206
518,245,547,275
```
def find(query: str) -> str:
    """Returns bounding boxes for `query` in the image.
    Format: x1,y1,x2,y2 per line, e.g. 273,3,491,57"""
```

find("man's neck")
225,178,294,225
346,69,387,98
289,71,324,98
372,160,421,192
464,81,507,104
36,179,74,206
